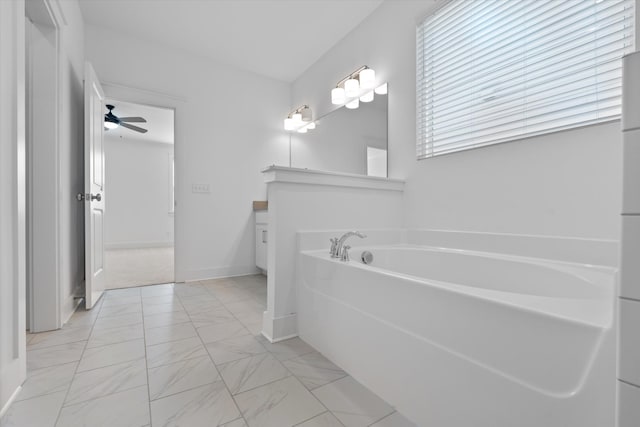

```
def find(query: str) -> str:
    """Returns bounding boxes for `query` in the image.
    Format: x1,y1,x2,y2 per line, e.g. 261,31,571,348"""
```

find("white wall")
104,135,174,248
291,0,622,240
84,25,291,281
0,0,26,414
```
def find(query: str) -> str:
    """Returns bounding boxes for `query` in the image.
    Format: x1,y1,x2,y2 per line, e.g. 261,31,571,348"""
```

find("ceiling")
79,0,385,82
104,100,174,144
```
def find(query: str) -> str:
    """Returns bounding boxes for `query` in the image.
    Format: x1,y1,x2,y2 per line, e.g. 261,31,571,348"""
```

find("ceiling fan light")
292,113,303,124
104,121,118,130
331,87,346,105
297,126,308,133
306,121,316,130
344,78,360,98
359,68,376,89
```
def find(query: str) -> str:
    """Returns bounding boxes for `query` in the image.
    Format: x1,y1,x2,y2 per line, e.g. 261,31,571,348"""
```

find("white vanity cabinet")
255,211,268,272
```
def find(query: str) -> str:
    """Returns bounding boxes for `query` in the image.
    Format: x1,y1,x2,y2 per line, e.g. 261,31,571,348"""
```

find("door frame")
100,82,184,282
0,0,27,416
25,0,64,332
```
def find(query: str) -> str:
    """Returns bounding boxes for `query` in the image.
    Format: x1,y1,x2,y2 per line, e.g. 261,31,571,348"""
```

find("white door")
83,62,106,309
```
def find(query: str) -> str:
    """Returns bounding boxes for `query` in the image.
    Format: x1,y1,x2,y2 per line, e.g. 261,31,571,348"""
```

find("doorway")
25,0,62,332
101,100,175,289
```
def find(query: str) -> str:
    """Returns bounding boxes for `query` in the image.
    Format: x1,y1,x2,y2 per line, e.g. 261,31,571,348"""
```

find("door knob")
76,193,101,202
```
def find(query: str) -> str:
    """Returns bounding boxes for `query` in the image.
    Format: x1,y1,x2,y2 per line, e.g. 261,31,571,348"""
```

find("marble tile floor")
2,274,416,427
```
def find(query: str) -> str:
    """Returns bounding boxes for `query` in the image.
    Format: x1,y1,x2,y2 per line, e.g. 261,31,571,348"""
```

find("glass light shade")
297,126,308,133
292,113,302,123
344,78,360,97
307,122,316,130
284,118,294,130
104,121,118,130
346,98,359,109
331,87,346,105
301,107,312,122
360,90,374,102
359,68,376,89
374,82,388,95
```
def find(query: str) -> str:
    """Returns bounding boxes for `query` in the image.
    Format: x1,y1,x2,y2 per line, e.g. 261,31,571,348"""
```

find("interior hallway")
1,275,414,427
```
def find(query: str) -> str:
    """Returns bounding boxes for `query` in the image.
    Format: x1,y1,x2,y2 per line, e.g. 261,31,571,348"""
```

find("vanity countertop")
253,201,268,211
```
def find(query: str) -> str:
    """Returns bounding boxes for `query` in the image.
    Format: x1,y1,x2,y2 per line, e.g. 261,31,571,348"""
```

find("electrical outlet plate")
192,183,210,193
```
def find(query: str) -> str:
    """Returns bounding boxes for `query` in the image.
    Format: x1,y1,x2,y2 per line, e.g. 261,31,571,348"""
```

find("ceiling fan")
104,104,148,133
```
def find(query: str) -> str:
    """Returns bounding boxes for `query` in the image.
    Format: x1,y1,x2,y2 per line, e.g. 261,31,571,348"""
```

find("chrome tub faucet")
330,231,366,260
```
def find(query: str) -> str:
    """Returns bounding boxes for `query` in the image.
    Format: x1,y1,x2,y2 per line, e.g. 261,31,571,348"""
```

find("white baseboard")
60,277,84,327
178,264,260,283
262,311,297,342
105,241,173,250
0,385,22,420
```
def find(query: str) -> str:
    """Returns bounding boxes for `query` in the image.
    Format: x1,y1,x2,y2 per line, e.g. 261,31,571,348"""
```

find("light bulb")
292,113,302,123
360,91,374,102
359,68,376,89
104,121,118,130
344,78,360,98
297,126,308,133
374,83,387,95
307,122,316,130
284,118,294,130
331,87,345,105
346,98,359,109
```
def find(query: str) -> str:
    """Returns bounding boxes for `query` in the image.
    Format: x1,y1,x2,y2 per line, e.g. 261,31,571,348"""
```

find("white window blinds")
416,0,635,159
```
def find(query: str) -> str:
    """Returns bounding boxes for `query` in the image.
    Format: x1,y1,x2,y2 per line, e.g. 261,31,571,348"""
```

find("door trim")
100,82,183,282
25,0,63,332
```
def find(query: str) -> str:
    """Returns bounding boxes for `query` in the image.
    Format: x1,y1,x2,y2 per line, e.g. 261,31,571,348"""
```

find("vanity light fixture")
331,65,379,109
344,78,360,98
374,82,387,95
346,99,359,109
283,105,316,132
360,90,374,103
331,87,346,104
359,68,376,89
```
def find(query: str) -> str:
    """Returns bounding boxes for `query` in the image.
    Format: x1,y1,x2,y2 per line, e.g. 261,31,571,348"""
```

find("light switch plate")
192,183,210,193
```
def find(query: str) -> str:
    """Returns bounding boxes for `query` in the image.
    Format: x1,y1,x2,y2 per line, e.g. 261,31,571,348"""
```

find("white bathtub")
297,244,617,427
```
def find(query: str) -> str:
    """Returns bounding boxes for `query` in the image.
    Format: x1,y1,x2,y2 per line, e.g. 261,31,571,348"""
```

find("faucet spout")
332,231,367,258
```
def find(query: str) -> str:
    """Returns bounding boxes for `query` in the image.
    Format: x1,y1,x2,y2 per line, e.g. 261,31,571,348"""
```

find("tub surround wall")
298,229,618,268
262,166,404,341
407,230,618,267
618,50,640,427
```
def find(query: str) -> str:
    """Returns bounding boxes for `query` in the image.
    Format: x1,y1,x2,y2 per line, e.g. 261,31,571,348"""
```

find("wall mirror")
289,88,388,177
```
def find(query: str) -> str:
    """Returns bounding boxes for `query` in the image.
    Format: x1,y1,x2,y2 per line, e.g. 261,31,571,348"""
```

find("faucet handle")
340,245,351,262
329,237,339,257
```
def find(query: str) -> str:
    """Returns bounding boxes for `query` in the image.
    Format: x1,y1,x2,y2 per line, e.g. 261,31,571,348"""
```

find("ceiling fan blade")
120,122,148,133
119,117,147,123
